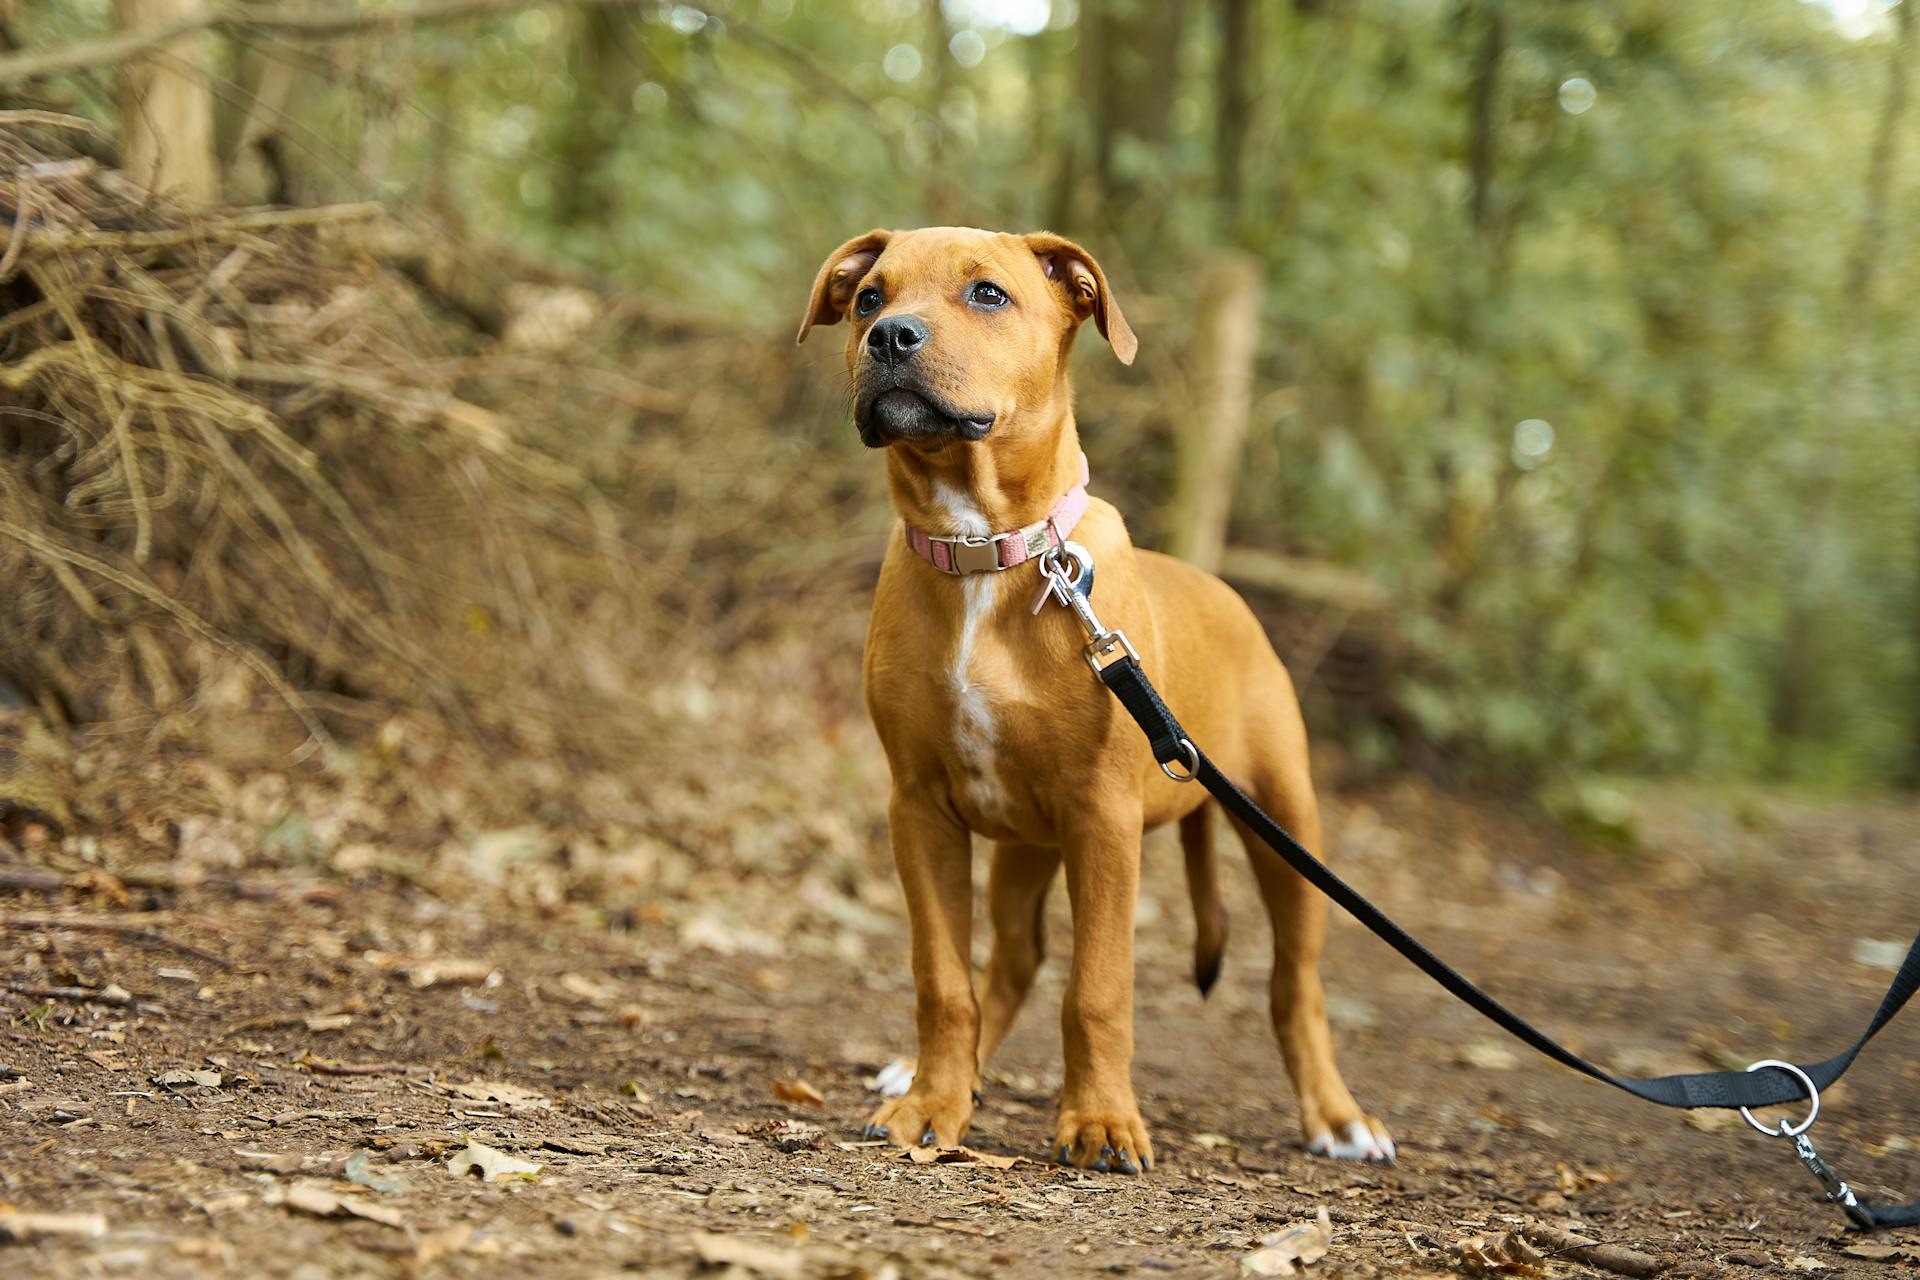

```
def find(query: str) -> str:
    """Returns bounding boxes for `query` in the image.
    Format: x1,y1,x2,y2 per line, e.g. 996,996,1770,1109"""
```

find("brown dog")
798,227,1392,1171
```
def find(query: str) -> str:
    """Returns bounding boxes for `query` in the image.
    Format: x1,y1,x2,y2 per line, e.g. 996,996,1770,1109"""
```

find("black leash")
1097,649,1920,1228
1029,535,1920,1228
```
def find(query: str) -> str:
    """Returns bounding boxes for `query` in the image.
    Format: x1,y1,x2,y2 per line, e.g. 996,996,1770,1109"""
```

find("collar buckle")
949,534,1004,575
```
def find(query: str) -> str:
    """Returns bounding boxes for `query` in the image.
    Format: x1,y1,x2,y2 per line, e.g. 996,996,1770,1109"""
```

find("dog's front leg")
864,790,978,1149
1055,800,1153,1173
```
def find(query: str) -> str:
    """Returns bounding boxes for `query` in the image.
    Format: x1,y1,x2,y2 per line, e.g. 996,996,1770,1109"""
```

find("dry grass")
0,117,883,786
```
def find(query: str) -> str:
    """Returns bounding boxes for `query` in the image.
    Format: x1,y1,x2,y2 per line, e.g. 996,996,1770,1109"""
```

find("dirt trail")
2,785,1917,1278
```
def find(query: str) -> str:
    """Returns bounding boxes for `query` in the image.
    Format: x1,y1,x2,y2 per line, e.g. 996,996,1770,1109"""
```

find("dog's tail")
1180,803,1229,997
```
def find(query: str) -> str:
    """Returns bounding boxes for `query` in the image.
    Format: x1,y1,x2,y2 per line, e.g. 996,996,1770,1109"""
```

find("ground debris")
0,1210,108,1241
234,1148,307,1174
275,1180,407,1228
448,1078,550,1110
446,1137,544,1182
1452,1231,1548,1277
773,1077,826,1106
362,951,498,989
904,1145,1023,1169
1240,1205,1332,1276
1456,1042,1521,1072
152,1067,223,1092
689,1229,806,1278
1523,1222,1668,1277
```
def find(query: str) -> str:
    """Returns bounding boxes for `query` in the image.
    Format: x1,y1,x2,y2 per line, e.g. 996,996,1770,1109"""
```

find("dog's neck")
885,406,1085,540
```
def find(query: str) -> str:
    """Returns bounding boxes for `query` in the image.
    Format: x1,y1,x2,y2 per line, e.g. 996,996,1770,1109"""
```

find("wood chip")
1524,1222,1668,1278
0,1211,107,1241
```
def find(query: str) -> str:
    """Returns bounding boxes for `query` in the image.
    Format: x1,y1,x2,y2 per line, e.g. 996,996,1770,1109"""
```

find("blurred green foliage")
12,0,1919,791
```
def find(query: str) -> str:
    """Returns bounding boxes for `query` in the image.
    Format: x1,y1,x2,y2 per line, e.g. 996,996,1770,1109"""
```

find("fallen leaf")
1683,1109,1741,1133
342,1150,405,1194
1240,1206,1333,1276
1784,1257,1832,1272
448,1079,550,1110
555,972,621,1006
281,1181,406,1228
540,1135,609,1155
1193,1133,1236,1151
904,1145,1023,1169
1841,1243,1909,1262
0,1211,107,1241
758,1119,827,1152
445,1138,544,1182
234,1149,305,1174
1686,1032,1748,1071
361,951,496,989
689,1230,805,1279
1457,1042,1520,1071
1853,939,1909,971
303,1013,353,1032
414,1224,473,1269
1555,1162,1615,1197
407,959,494,989
772,1078,825,1106
155,1069,221,1089
197,1193,250,1217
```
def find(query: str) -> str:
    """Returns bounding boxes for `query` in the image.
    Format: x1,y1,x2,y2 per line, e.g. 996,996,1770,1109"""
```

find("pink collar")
903,454,1091,575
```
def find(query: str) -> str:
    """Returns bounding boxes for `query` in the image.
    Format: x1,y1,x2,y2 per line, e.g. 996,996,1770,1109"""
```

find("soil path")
3,787,1917,1278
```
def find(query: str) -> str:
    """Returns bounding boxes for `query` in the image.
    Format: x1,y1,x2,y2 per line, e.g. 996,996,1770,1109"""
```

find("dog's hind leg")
977,842,1060,1069
1179,804,1229,996
1225,749,1394,1163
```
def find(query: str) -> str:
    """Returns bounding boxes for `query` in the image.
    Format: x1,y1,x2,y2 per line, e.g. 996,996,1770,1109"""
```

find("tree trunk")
1465,1,1504,235
924,0,958,222
1774,0,1913,759
550,4,642,228
222,8,314,206
1169,251,1265,573
114,0,219,202
1090,0,1182,220
1215,0,1253,234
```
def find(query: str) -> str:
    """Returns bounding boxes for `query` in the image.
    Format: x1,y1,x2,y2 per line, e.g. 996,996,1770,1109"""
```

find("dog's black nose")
867,315,929,364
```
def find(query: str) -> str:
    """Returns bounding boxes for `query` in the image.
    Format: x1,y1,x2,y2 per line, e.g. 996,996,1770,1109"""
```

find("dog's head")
796,227,1135,451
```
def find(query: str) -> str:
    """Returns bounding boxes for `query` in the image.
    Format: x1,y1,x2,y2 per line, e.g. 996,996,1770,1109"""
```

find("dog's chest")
941,575,1016,825
924,485,1039,833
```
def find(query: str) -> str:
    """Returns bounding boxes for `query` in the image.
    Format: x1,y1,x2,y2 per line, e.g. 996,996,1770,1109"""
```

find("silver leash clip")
1740,1059,1875,1229
1029,536,1124,667
1028,533,1190,782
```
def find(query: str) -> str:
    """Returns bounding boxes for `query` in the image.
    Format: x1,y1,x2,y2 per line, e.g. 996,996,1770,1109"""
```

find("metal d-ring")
1160,737,1199,784
1739,1059,1820,1138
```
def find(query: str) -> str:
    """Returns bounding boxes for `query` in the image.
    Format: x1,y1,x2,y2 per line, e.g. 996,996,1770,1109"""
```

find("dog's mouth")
854,386,995,449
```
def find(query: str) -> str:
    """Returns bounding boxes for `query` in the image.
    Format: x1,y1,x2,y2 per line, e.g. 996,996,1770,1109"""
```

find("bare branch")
0,0,642,86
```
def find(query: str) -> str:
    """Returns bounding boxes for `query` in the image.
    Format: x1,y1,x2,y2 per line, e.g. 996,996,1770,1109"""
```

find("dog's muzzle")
854,380,994,448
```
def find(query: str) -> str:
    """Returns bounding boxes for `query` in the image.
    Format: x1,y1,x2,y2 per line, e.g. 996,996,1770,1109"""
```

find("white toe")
1307,1119,1395,1163
868,1058,915,1098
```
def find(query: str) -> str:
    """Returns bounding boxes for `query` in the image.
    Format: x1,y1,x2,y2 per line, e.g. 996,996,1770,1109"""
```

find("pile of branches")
0,115,630,758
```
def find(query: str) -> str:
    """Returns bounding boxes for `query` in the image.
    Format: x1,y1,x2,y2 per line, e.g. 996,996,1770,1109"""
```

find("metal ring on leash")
1039,542,1089,586
1740,1059,1820,1137
1160,737,1199,783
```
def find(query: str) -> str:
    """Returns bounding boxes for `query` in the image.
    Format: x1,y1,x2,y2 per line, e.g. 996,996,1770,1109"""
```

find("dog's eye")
855,287,884,317
969,282,1011,310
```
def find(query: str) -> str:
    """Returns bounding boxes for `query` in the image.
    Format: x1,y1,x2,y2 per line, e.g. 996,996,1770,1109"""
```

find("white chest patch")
933,482,1009,822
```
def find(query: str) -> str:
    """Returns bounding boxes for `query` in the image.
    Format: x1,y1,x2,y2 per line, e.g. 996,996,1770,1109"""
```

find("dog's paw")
1053,1105,1154,1175
1305,1116,1395,1163
866,1058,915,1099
863,1083,972,1150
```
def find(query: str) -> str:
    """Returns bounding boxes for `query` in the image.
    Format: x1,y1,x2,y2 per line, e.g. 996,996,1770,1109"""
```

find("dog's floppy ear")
1024,232,1137,366
797,230,891,344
